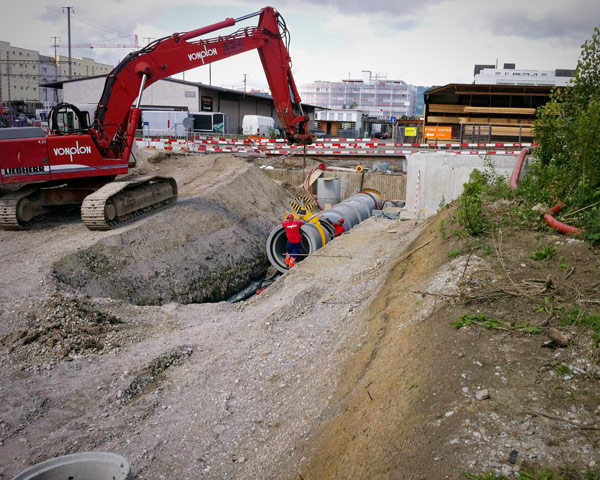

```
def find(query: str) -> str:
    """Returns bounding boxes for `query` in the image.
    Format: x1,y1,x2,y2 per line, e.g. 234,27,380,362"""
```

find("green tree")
525,26,600,239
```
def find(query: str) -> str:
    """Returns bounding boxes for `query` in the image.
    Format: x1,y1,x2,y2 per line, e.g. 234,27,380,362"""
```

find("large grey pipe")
266,190,382,273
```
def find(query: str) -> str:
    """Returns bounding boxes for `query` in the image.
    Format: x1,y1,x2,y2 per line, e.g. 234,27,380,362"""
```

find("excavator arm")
92,6,312,161
0,6,309,231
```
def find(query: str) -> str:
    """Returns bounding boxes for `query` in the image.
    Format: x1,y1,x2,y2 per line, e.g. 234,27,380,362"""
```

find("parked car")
373,131,389,139
309,129,326,138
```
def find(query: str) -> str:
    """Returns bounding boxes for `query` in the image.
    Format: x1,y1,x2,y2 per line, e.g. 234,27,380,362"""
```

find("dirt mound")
52,154,291,305
2,294,122,372
2,150,599,480
298,204,600,479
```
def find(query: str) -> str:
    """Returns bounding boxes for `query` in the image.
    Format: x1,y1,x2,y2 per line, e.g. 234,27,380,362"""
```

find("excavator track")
81,175,178,230
0,186,45,230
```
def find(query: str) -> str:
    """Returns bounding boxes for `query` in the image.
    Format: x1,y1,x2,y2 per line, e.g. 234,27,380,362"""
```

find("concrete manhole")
11,452,130,480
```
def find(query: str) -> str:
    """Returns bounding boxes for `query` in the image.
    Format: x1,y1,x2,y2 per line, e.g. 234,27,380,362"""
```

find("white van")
141,110,189,136
242,115,275,137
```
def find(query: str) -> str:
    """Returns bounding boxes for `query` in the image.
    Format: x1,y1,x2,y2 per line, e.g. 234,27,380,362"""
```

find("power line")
50,36,61,70
73,12,130,37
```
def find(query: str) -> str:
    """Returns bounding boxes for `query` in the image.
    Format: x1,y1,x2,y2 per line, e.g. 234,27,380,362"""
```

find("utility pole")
50,36,61,80
62,7,74,79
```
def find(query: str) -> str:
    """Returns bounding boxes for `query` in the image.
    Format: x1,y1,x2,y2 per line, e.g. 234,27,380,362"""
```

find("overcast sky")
3,0,598,91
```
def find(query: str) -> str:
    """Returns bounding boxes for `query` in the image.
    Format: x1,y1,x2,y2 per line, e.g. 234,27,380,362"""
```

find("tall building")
39,55,60,107
56,55,113,80
473,63,575,86
0,40,114,114
300,71,417,119
0,41,40,108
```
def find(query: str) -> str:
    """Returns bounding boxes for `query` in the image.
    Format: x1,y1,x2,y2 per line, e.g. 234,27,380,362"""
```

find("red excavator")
0,6,312,230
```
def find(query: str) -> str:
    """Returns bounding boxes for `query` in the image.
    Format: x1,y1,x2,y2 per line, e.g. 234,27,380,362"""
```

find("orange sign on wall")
424,126,452,140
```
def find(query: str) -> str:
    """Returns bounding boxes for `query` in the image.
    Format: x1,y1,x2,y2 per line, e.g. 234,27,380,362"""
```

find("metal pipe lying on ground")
281,253,352,258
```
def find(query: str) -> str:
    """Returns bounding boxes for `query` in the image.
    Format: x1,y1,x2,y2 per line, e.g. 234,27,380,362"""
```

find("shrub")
527,26,600,242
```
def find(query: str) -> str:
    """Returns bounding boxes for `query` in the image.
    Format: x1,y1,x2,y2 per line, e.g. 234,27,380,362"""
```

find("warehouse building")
43,75,316,135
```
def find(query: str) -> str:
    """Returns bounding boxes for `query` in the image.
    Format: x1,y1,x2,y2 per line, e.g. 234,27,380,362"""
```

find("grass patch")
560,304,600,346
529,246,557,261
456,169,488,236
558,256,569,270
554,363,571,375
440,219,448,240
464,468,600,479
448,249,461,261
451,313,541,334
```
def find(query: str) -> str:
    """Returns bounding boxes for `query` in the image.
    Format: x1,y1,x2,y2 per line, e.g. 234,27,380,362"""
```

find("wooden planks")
428,104,466,113
463,125,533,137
464,106,536,115
429,104,536,115
427,115,534,126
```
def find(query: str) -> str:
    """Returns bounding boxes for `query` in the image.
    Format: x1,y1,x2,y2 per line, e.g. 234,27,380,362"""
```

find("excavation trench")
51,155,291,306
266,191,383,273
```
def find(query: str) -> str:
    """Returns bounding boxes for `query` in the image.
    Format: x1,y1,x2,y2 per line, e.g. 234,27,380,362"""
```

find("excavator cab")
48,103,92,135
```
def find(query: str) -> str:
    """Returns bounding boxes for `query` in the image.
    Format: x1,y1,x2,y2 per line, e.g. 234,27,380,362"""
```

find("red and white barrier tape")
135,137,532,157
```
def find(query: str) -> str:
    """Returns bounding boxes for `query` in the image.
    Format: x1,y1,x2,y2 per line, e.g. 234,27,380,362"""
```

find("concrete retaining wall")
260,169,406,204
405,152,518,219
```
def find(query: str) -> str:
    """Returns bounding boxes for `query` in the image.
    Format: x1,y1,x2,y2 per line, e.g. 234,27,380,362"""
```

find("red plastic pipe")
510,149,583,234
510,148,528,189
543,212,584,235
547,201,564,215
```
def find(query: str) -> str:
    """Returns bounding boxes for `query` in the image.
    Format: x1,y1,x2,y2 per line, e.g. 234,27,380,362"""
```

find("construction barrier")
135,136,535,157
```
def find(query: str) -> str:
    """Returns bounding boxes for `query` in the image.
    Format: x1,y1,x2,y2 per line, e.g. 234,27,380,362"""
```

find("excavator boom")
94,6,311,157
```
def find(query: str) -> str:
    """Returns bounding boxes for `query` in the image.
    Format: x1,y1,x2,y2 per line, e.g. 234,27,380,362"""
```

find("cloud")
274,0,443,16
485,1,600,44
2,0,593,88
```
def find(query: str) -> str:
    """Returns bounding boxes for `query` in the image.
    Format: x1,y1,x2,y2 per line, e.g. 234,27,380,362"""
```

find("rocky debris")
116,345,194,404
475,389,490,401
0,397,52,444
1,154,600,479
2,294,121,371
544,326,569,347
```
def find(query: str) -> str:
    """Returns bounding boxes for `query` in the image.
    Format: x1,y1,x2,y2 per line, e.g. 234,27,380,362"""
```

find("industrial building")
313,108,365,137
473,63,575,86
300,71,417,119
0,36,316,134
44,75,316,136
